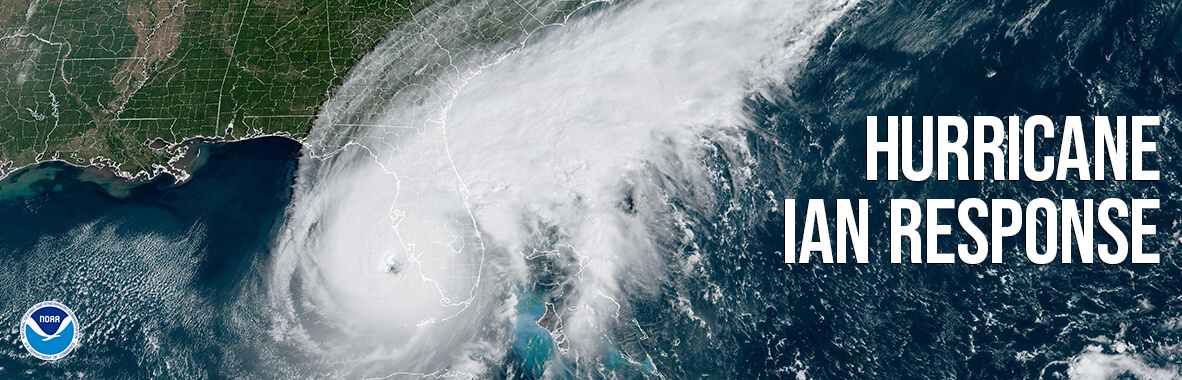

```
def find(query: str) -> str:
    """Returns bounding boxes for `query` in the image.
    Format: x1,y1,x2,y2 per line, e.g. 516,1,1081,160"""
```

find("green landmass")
0,0,417,178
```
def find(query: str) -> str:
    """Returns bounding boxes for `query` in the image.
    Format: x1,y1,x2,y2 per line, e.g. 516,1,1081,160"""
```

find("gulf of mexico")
0,136,299,377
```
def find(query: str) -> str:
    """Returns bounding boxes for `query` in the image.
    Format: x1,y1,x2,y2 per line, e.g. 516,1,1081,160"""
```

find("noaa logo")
20,301,79,360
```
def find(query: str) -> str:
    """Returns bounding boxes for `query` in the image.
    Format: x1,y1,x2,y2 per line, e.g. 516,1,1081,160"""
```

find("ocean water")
0,0,1180,378
0,137,300,378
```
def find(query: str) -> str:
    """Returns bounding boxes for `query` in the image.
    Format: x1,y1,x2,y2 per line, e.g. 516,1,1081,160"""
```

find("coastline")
0,133,304,201
0,133,304,377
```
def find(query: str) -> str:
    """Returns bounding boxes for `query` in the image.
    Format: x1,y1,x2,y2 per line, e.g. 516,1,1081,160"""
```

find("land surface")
0,0,417,179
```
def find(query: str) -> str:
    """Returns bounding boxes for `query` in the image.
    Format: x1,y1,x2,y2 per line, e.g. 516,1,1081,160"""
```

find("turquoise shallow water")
1,0,1182,376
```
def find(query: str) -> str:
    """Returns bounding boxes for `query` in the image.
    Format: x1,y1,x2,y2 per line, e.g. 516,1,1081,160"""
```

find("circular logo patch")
20,301,79,360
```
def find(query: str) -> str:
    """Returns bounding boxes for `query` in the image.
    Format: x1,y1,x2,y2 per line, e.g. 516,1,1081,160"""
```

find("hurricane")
260,0,854,376
3,0,1180,378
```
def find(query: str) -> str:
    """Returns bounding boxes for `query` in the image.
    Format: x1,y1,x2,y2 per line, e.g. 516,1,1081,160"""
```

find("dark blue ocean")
0,137,300,377
0,0,1181,378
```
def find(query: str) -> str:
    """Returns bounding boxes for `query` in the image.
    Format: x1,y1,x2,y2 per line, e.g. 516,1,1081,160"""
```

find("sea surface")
0,137,300,377
0,0,1181,378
